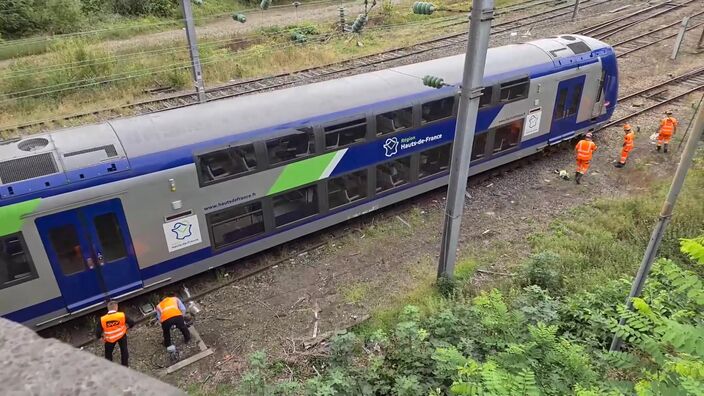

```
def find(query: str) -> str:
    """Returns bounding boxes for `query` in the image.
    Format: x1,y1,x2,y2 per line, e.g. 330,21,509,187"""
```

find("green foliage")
519,251,564,293
237,351,301,396
0,0,86,37
109,0,177,18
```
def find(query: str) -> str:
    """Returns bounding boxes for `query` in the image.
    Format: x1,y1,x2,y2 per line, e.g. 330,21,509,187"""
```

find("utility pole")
571,0,581,21
610,102,704,352
180,0,207,103
437,0,494,279
670,16,690,61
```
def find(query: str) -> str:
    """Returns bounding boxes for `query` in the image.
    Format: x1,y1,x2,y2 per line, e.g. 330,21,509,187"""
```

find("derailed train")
0,34,618,330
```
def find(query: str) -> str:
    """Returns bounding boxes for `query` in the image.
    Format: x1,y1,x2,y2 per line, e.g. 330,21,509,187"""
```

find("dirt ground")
41,0,704,392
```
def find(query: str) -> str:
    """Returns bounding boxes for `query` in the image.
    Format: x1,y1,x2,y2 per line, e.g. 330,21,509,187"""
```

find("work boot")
664,144,668,153
656,145,661,152
615,162,624,168
575,172,582,184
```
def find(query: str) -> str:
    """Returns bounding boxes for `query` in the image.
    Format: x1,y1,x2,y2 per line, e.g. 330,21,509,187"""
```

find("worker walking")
574,132,597,184
615,124,635,168
96,300,134,367
156,292,191,348
657,110,678,153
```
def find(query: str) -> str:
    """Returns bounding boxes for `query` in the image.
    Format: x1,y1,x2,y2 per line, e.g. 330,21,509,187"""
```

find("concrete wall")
0,318,185,395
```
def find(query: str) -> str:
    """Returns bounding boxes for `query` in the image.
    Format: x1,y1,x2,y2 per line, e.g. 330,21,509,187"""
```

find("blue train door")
36,198,142,312
549,75,586,144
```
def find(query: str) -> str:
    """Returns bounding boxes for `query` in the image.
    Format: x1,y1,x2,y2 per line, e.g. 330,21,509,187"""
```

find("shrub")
519,251,564,293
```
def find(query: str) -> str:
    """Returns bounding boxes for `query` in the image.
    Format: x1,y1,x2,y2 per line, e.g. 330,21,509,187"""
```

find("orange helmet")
623,124,632,131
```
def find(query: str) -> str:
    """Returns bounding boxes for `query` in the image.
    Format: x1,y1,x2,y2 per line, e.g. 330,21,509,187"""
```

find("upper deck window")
266,128,315,166
198,143,257,184
325,119,367,150
376,108,413,136
421,97,455,123
499,78,529,103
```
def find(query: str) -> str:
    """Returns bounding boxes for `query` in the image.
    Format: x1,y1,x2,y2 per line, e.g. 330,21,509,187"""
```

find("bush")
109,0,177,17
519,251,564,293
0,0,39,38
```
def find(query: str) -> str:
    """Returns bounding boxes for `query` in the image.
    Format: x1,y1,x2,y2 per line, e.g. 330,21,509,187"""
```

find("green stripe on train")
0,199,41,236
268,151,338,195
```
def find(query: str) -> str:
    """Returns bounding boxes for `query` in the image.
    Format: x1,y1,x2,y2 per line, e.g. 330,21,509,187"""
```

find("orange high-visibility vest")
101,311,127,343
623,131,635,150
659,117,677,136
575,139,597,161
157,297,182,323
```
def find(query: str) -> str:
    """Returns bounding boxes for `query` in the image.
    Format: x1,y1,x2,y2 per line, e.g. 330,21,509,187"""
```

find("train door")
549,75,586,144
35,198,142,312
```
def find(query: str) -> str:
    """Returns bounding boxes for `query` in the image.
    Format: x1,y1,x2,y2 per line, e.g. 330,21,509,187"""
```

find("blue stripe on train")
3,297,65,324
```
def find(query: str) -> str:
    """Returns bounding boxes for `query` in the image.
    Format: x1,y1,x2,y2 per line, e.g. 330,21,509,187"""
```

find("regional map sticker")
163,214,203,253
523,109,542,137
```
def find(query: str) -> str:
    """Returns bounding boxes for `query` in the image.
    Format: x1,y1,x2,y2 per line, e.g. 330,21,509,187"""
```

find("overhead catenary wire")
0,13,465,81
0,15,467,102
0,0,366,49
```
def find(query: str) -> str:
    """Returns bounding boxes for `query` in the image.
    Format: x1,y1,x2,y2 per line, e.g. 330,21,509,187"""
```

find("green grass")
528,165,704,292
341,282,370,304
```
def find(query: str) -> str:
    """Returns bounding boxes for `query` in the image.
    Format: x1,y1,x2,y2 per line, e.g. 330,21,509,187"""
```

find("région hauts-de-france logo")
528,113,539,129
383,137,399,157
171,221,193,240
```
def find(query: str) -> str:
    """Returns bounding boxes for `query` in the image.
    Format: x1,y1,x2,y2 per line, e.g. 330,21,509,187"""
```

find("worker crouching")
156,293,191,348
615,124,635,168
574,132,597,184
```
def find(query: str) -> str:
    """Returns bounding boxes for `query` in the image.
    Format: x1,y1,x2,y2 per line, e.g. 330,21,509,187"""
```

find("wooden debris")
396,216,411,228
476,268,515,277
311,302,320,338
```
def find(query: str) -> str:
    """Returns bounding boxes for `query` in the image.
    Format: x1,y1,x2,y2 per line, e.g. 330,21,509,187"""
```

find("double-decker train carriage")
0,34,618,330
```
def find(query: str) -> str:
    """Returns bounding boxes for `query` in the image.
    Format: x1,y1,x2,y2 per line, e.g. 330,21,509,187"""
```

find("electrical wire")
0,0,366,48
0,14,466,99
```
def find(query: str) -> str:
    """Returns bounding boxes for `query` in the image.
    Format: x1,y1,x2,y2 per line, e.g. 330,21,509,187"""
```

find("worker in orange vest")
615,124,635,168
96,300,134,367
156,292,191,348
574,132,597,184
657,110,678,153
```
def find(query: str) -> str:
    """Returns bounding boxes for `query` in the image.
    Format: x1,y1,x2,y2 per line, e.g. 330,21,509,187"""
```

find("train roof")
0,35,610,190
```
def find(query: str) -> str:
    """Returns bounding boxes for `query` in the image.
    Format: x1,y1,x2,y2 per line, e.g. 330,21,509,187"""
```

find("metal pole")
610,98,704,352
437,0,494,280
571,0,581,21
670,16,690,61
180,0,207,103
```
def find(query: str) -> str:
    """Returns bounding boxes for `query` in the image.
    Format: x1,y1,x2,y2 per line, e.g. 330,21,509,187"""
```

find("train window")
93,213,127,263
325,119,367,150
421,97,454,123
328,169,368,209
554,88,568,119
492,120,523,153
419,144,452,178
471,133,488,161
198,144,257,184
0,233,37,289
376,108,413,136
376,156,411,193
566,85,583,117
208,202,265,249
479,86,493,108
48,225,85,275
266,129,315,166
499,78,529,102
273,185,319,227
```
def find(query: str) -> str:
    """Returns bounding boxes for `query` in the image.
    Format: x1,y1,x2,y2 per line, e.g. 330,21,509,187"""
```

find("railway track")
604,66,704,128
4,0,700,136
1,0,614,136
